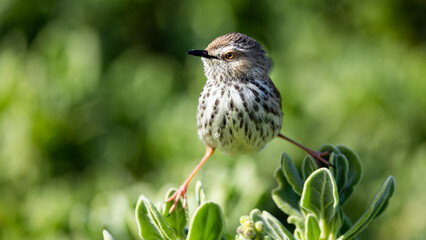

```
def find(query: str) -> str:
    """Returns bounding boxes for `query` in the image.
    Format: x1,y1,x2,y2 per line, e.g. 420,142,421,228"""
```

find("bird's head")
187,32,271,81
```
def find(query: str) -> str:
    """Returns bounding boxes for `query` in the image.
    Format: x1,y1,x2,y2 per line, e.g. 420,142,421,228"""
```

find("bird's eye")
224,52,234,60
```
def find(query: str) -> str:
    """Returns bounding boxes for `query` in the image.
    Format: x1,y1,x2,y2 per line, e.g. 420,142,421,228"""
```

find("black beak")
186,50,218,59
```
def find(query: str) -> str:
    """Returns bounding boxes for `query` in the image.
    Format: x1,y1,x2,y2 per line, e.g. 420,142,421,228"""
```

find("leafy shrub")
104,144,395,240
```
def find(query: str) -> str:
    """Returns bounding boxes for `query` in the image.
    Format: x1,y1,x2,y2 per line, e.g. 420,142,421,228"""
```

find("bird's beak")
186,50,218,59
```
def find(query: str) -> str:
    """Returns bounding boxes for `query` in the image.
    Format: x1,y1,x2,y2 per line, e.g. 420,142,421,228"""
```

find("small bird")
167,33,330,214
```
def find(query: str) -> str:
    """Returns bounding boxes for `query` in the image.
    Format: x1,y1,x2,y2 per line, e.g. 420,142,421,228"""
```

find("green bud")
235,235,245,240
254,221,264,233
244,228,256,238
243,221,253,228
240,215,253,228
240,215,251,225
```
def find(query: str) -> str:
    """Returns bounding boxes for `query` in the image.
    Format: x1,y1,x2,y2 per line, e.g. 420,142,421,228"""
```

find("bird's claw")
319,151,330,157
167,184,188,216
308,150,334,168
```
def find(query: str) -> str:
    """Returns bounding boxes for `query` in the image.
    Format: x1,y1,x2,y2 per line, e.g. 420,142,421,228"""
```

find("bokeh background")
1,0,425,239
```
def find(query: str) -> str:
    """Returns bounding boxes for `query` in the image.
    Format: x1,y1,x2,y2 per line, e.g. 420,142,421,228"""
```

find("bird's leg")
277,133,332,167
167,146,215,215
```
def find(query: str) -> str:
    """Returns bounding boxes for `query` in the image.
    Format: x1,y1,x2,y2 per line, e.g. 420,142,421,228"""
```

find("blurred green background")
0,0,425,239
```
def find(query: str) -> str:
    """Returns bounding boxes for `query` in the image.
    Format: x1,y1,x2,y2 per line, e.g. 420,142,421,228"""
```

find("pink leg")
167,146,215,215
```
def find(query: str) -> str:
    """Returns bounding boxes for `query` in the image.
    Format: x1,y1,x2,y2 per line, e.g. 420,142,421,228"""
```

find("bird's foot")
277,133,333,168
166,184,188,216
307,150,333,168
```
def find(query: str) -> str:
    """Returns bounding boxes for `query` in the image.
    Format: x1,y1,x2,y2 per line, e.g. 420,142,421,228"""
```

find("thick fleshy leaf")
272,168,302,218
302,155,317,181
318,144,340,156
305,214,320,240
294,229,303,240
195,181,206,206
338,213,354,237
287,215,304,231
250,209,296,240
162,189,188,239
187,202,224,240
337,145,363,205
332,153,349,194
103,230,115,240
329,207,343,238
300,168,339,224
135,195,176,240
338,176,395,240
281,153,304,195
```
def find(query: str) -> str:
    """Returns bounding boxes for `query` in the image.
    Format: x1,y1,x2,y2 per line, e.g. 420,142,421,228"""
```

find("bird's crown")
206,32,264,54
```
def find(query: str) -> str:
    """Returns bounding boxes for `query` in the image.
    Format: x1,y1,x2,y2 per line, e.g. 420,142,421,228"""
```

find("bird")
167,32,330,214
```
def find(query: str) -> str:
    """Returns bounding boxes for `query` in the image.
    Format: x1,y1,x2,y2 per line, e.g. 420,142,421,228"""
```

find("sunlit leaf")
305,214,320,240
162,189,188,239
272,168,302,218
338,176,395,240
300,168,339,224
135,195,176,240
187,202,224,240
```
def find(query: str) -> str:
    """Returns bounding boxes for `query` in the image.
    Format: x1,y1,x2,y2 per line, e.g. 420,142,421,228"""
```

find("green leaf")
332,153,349,194
187,202,224,240
287,215,302,228
272,168,302,218
305,214,320,240
294,229,303,240
195,181,206,206
337,145,363,205
338,176,395,240
300,168,339,225
318,144,340,157
281,153,304,195
162,189,188,239
135,195,176,240
250,209,296,240
103,230,115,240
329,207,343,239
338,213,354,237
302,155,317,181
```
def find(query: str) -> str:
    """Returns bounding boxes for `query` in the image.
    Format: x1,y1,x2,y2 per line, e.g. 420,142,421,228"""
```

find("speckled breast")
196,78,283,155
